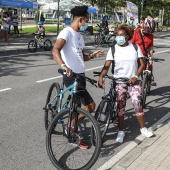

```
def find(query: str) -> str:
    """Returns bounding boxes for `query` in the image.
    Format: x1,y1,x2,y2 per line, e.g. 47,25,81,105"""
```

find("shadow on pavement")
99,86,170,159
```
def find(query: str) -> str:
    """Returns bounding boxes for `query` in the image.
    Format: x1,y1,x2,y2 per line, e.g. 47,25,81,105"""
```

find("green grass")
20,26,64,34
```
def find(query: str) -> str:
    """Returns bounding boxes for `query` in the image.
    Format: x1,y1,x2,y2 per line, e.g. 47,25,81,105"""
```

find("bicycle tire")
46,108,101,170
107,34,116,47
94,99,112,140
44,39,52,51
28,40,37,52
44,82,61,130
147,75,152,95
142,74,148,108
94,34,102,47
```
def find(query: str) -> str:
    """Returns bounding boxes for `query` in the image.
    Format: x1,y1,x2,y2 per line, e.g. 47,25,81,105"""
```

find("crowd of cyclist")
52,5,156,148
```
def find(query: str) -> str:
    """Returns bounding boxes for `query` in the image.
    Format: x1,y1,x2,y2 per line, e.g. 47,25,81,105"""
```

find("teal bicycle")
45,69,101,170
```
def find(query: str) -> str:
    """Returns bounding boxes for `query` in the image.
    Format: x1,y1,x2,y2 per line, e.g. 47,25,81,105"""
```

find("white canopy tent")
40,0,85,12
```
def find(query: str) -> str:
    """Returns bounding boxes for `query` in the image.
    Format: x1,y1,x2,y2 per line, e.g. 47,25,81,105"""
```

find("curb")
98,112,170,170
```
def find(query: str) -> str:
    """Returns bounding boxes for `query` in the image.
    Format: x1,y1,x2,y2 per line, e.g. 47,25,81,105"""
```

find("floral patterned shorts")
115,80,144,116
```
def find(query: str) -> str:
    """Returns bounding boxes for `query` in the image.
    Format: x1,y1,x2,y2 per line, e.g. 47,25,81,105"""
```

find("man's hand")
98,77,104,88
62,66,73,77
92,50,104,59
129,77,137,85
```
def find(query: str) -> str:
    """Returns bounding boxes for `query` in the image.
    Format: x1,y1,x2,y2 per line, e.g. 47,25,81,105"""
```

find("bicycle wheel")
44,83,61,130
46,108,101,170
107,34,116,47
94,99,112,140
142,74,148,108
28,40,37,52
44,39,52,51
94,34,102,47
147,75,152,95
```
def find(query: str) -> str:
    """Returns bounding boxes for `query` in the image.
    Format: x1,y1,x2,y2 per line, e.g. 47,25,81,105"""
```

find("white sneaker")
116,131,125,143
140,127,154,137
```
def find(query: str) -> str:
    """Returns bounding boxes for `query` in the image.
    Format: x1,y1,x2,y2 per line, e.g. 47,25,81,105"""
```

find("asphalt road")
0,38,170,170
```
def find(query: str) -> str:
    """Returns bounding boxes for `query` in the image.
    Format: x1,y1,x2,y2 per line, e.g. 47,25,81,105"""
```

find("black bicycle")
92,71,129,143
142,57,165,108
46,69,101,170
94,24,116,47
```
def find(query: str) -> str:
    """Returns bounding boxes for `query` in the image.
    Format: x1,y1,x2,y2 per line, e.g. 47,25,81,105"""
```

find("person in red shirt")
130,25,156,85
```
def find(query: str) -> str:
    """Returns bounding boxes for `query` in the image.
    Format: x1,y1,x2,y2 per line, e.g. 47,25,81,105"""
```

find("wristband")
134,75,138,79
61,64,66,67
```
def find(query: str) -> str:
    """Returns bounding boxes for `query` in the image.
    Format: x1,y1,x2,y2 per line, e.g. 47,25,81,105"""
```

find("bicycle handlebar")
144,56,165,62
93,71,129,83
58,69,97,87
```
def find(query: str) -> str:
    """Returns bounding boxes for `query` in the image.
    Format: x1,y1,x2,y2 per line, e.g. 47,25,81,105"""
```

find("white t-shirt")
106,42,143,81
2,17,10,28
57,27,85,73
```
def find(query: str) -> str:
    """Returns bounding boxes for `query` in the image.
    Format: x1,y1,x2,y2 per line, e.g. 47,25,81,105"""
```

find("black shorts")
63,73,94,106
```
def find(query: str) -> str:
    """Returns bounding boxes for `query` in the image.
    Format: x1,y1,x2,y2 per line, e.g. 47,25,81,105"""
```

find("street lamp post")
57,0,60,36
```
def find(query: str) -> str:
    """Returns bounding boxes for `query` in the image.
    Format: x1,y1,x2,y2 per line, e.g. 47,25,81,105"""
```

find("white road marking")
154,49,170,54
154,42,170,45
98,111,170,170
0,88,11,92
36,66,103,83
36,76,62,83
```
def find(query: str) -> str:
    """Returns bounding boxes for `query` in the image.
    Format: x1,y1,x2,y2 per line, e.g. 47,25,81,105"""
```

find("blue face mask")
80,23,88,31
115,36,127,45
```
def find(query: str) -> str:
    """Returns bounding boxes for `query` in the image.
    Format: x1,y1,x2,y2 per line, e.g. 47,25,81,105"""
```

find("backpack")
111,43,138,74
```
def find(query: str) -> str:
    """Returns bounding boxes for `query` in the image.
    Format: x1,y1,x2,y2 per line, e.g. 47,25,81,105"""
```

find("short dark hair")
70,5,89,18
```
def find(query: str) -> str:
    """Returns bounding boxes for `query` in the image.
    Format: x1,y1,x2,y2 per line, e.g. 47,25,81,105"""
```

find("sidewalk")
99,113,170,170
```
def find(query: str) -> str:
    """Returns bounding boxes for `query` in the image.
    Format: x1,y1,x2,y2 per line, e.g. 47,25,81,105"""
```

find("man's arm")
52,38,72,76
83,49,104,61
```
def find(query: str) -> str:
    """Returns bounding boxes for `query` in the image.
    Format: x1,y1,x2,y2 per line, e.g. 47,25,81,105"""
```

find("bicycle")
45,69,101,170
142,56,165,108
28,33,52,52
43,69,98,130
94,24,116,47
91,71,129,143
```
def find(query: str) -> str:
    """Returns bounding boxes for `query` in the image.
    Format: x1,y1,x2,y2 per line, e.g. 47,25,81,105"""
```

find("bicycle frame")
100,81,117,122
46,81,78,113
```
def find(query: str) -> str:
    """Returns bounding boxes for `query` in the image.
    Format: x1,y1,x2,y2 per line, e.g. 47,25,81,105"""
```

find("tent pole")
57,0,60,36
20,8,22,31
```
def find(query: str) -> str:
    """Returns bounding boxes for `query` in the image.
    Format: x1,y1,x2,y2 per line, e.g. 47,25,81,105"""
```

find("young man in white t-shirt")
52,5,104,149
98,24,154,143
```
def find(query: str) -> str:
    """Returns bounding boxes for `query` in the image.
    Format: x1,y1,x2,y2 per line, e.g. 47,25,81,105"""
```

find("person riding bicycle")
52,5,104,149
130,23,156,86
36,21,45,45
98,24,154,143
126,16,137,29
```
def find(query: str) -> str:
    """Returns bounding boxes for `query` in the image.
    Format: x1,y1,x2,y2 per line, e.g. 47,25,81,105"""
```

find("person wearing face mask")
130,23,156,86
98,24,154,143
52,5,104,149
